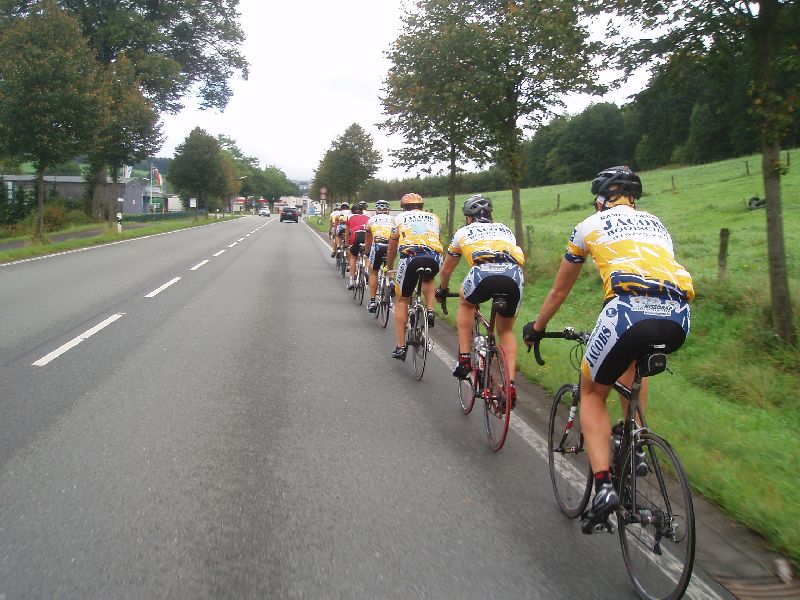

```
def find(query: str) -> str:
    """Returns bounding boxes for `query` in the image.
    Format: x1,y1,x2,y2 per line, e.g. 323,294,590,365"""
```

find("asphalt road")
0,216,735,598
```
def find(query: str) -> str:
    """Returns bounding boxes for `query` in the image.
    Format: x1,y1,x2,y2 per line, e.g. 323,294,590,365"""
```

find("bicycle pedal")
588,520,615,535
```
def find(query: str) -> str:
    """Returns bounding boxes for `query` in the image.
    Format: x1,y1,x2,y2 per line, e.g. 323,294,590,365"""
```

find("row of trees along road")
0,0,247,234
168,129,299,213
311,124,382,205
381,0,797,346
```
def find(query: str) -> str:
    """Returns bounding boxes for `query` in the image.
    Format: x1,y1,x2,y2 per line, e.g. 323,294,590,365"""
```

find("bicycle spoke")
618,433,695,600
457,371,477,414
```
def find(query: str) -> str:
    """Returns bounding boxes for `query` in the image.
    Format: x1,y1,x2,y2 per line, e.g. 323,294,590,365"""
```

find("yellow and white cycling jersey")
367,213,394,243
391,210,443,257
447,221,525,267
329,209,341,227
566,205,694,302
336,210,352,224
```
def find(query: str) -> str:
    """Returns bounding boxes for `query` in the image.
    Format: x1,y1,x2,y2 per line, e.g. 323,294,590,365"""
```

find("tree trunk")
36,167,45,238
755,0,796,345
762,142,795,344
91,165,109,222
446,143,457,241
507,123,524,242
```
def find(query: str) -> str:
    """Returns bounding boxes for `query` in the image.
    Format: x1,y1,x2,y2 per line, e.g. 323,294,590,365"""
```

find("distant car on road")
258,208,270,217
280,206,299,223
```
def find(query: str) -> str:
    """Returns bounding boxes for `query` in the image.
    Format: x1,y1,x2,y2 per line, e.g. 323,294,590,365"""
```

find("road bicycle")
403,267,433,381
440,292,513,452
532,328,695,600
375,266,394,328
351,249,367,305
334,238,346,275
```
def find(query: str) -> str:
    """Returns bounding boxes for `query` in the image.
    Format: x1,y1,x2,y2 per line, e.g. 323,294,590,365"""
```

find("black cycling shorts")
397,255,440,298
593,318,687,385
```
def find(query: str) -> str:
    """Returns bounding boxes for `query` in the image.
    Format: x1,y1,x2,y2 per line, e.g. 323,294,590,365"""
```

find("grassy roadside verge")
0,216,240,265
310,151,799,563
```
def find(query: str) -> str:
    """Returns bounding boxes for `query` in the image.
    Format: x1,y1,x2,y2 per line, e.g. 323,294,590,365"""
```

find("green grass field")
416,151,799,563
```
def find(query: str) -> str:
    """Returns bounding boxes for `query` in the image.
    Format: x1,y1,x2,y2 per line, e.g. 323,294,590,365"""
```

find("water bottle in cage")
472,335,487,371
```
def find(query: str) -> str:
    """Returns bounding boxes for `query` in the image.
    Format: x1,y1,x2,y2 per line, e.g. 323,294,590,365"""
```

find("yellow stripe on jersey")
447,221,525,267
391,210,443,255
566,205,694,301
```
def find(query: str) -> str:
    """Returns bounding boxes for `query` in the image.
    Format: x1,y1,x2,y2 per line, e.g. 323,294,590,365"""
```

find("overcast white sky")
159,0,642,182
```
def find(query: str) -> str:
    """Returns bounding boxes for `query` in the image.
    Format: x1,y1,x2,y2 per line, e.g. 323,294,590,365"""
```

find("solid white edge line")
190,260,210,271
212,250,226,257
32,313,125,366
144,276,181,298
1,218,236,268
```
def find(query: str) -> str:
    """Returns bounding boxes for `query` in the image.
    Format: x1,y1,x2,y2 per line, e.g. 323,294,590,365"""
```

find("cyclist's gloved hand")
435,287,449,300
522,321,544,346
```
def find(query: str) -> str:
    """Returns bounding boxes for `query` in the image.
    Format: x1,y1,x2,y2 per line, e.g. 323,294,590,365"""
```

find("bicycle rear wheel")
379,282,391,328
410,305,428,380
356,265,366,304
482,345,511,451
457,370,477,414
547,383,592,518
618,432,695,600
340,251,347,278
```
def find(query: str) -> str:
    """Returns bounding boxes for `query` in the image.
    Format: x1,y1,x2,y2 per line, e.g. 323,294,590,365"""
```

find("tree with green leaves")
597,0,798,344
169,127,238,213
0,0,248,113
381,0,492,239
0,0,107,237
314,124,381,202
446,0,602,242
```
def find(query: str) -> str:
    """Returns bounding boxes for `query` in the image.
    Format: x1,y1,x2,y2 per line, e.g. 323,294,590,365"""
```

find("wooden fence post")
525,225,533,258
745,160,750,176
556,193,560,211
671,176,677,192
718,228,730,281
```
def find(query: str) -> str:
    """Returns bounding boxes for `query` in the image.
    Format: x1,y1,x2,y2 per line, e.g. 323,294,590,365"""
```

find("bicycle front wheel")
618,432,695,600
548,383,592,518
411,305,428,380
482,345,511,451
340,253,347,278
380,285,392,328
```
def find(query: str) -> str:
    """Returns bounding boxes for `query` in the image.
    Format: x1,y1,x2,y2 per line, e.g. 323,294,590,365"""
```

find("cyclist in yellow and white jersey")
329,202,351,257
385,193,443,360
436,195,524,404
523,166,694,534
363,200,394,313
329,203,341,256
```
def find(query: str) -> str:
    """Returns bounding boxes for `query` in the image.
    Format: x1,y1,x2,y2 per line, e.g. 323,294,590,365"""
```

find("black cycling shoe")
392,346,407,360
581,483,619,534
330,251,336,258
346,281,355,290
452,361,471,379
427,310,435,328
367,301,377,313
508,382,517,410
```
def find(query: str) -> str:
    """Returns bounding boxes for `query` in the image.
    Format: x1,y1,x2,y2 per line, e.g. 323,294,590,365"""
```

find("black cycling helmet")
339,201,350,210
375,200,390,212
357,201,368,211
462,194,493,221
352,201,366,214
591,166,642,203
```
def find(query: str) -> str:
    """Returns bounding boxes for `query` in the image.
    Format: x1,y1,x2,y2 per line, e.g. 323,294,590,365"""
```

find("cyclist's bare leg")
422,278,437,310
618,362,648,424
348,249,356,278
368,264,378,298
394,295,410,347
579,378,615,473
495,314,518,375
330,230,337,254
456,295,476,354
